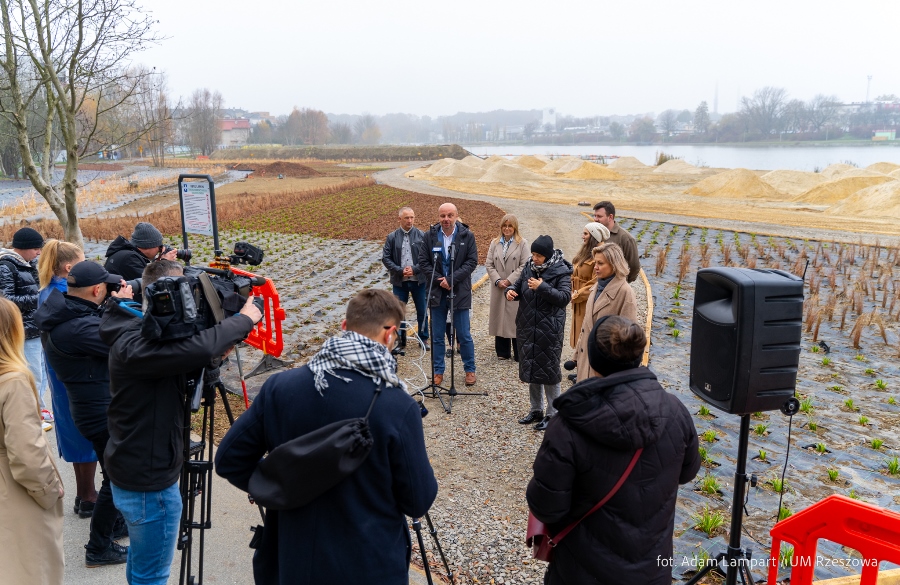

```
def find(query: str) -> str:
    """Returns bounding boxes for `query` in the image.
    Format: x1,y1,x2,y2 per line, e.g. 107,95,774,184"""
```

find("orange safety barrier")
767,494,900,584
231,267,286,358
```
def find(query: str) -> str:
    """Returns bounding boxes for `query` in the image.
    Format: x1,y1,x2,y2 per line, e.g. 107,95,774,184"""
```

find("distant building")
219,118,251,147
873,130,896,141
247,111,277,126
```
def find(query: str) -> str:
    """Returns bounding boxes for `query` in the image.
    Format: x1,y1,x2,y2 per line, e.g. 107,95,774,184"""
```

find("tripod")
416,238,486,414
411,512,455,584
177,364,234,585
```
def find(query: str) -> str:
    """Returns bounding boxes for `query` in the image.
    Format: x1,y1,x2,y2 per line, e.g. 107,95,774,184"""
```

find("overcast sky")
142,0,900,118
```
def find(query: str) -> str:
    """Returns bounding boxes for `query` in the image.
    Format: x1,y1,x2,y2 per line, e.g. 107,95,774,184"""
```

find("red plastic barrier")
230,267,285,358
767,494,900,584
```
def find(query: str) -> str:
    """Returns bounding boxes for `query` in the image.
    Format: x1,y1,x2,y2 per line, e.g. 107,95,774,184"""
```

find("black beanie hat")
12,227,44,250
587,316,642,377
131,222,163,248
531,235,554,259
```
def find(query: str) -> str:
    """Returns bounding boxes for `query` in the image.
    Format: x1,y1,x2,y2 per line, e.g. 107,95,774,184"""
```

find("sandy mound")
460,155,489,168
235,161,322,177
793,175,895,205
891,169,900,179
686,168,782,200
424,158,458,175
563,162,623,180
820,163,855,179
760,170,827,196
484,155,508,166
478,163,545,183
653,159,704,174
608,156,647,169
541,157,581,173
555,159,587,174
514,155,548,171
866,162,900,174
841,168,888,178
432,160,487,179
827,179,900,218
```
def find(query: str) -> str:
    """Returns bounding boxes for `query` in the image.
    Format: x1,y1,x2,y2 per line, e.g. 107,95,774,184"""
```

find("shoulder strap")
550,448,643,546
362,381,384,422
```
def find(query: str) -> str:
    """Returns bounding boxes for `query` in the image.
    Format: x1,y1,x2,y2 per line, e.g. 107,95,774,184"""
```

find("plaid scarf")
307,330,405,394
530,249,564,276
499,235,513,259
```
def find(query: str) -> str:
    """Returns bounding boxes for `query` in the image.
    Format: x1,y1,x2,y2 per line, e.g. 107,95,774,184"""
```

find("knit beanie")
531,235,554,259
12,227,44,249
131,222,163,248
585,222,610,244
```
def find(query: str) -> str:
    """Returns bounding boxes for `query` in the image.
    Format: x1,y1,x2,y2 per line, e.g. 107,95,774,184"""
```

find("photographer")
99,259,261,585
216,289,438,585
34,261,133,567
104,221,178,281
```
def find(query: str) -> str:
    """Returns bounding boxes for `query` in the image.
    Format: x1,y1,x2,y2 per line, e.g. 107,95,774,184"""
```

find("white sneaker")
42,421,52,432
41,409,54,422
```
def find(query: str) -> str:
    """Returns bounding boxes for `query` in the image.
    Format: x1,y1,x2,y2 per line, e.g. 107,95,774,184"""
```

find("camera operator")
104,221,180,282
215,289,438,584
34,261,133,567
99,259,262,585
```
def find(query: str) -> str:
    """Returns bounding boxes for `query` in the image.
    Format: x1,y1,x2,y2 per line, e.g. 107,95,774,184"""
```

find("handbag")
526,448,643,562
247,382,384,510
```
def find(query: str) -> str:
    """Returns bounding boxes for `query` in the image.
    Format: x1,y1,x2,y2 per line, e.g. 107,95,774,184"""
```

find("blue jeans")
393,281,428,340
24,337,46,409
111,483,182,585
430,296,475,374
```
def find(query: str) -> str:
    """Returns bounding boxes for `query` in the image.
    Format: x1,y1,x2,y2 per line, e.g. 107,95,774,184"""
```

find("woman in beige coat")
569,222,610,348
572,243,638,382
486,214,529,361
0,297,65,585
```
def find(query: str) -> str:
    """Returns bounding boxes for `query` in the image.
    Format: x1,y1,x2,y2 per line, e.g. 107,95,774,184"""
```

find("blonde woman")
486,214,529,361
37,240,100,518
0,297,64,584
569,222,610,348
572,243,638,382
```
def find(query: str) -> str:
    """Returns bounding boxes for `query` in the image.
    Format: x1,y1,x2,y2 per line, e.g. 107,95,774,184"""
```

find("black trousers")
85,428,119,553
494,336,519,361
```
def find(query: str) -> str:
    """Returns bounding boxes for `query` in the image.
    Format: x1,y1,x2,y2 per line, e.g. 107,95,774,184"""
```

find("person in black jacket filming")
526,316,700,585
104,222,182,282
99,259,262,585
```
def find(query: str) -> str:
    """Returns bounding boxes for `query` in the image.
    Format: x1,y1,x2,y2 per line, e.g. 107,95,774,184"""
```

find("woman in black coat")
526,316,701,585
506,235,572,431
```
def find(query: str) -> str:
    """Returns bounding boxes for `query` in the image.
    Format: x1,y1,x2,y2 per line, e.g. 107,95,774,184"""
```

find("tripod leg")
425,512,454,584
411,518,434,585
217,384,235,425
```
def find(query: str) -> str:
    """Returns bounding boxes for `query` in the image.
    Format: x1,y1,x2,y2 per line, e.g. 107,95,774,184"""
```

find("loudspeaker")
689,267,803,415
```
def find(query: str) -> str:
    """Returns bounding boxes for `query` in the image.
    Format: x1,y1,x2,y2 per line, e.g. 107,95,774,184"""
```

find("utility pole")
866,75,873,103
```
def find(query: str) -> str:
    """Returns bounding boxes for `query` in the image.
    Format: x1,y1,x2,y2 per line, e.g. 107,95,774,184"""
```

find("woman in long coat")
572,243,638,382
0,297,65,584
486,214,529,361
506,235,572,431
570,222,609,347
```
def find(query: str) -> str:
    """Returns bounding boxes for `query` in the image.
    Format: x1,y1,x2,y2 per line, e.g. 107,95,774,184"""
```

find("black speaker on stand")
686,267,803,585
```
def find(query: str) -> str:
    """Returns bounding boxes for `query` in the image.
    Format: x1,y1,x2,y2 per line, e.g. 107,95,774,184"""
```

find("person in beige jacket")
0,297,65,585
569,222,610,348
486,214,529,361
572,243,638,382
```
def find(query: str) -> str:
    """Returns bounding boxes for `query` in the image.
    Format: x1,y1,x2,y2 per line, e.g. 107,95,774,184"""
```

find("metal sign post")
177,174,220,262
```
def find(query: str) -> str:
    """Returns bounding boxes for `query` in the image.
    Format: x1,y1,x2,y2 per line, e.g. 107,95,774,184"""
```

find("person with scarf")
571,242,638,383
569,222,610,348
506,235,572,431
485,214,529,361
527,316,700,585
215,289,438,585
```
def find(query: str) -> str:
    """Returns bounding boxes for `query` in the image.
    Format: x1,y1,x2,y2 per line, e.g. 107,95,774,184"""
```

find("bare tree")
298,108,328,144
0,0,161,246
806,94,840,132
608,121,624,141
186,88,223,155
329,122,352,144
693,101,710,134
782,99,807,133
282,107,302,145
657,109,678,137
354,114,380,145
131,70,176,166
740,86,788,136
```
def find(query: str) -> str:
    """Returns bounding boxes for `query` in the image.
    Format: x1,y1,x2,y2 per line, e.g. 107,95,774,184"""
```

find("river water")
462,144,900,172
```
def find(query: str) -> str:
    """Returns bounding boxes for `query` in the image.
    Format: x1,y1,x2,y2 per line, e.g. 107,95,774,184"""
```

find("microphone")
432,246,442,260
449,243,456,260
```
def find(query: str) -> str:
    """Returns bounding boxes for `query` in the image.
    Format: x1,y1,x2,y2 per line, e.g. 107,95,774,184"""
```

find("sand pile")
432,160,487,179
236,161,322,177
608,156,648,169
484,155,508,166
563,162,623,180
827,179,900,218
866,162,900,174
820,163,855,179
686,168,782,200
478,163,545,183
554,159,587,174
461,155,489,168
793,175,895,205
653,159,704,174
760,170,827,196
425,158,458,175
541,157,581,173
891,169,900,179
514,155,548,171
841,168,888,178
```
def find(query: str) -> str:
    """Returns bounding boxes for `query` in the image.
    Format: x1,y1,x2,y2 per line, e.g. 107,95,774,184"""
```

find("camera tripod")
411,512,454,585
177,364,234,585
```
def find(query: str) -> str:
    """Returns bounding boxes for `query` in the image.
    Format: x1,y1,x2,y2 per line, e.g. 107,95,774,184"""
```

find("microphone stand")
415,243,449,413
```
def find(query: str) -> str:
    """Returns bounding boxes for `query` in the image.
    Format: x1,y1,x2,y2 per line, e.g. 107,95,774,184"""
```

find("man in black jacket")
215,289,438,584
382,206,428,348
34,261,134,567
104,221,177,281
593,201,640,283
418,203,478,386
99,259,261,585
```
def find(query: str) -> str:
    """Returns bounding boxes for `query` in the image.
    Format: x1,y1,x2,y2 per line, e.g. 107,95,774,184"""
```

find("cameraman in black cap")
99,259,262,585
104,222,178,282
34,261,134,567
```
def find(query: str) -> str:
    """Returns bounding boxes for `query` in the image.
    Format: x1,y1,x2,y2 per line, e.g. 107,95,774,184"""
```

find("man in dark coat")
382,206,428,348
34,261,133,567
527,316,700,585
417,203,478,385
104,221,177,282
215,289,438,585
593,201,640,283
